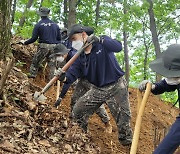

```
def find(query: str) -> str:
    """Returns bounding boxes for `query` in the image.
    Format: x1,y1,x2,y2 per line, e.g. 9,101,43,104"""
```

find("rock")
64,144,73,153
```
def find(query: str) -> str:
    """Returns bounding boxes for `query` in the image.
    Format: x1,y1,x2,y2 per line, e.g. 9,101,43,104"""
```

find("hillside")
0,40,179,154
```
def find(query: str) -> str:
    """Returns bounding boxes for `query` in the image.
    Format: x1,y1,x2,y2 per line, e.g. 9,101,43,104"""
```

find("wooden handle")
130,82,152,154
56,80,60,101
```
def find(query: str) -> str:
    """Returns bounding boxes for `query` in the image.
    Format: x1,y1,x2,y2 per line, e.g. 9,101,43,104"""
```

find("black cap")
68,24,94,39
37,7,50,17
49,44,70,58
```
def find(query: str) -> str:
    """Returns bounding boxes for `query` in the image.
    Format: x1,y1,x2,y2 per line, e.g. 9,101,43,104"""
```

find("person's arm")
57,26,61,41
24,24,39,45
102,35,122,53
151,79,177,95
59,82,72,98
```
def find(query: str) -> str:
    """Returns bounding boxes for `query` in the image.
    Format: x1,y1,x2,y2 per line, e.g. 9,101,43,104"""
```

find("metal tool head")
33,91,47,102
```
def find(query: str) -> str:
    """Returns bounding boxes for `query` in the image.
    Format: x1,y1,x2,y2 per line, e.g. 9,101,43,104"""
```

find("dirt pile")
0,39,179,154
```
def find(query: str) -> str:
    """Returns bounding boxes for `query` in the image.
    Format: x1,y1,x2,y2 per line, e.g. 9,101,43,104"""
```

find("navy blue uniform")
65,36,124,87
152,79,180,154
63,36,132,145
25,17,61,77
24,17,61,45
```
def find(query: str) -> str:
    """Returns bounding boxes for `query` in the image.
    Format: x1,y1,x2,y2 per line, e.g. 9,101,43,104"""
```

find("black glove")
87,34,100,43
54,97,62,108
59,72,66,82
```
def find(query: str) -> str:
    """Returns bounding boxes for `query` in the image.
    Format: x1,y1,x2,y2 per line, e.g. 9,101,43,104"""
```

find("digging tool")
33,40,95,102
130,82,152,154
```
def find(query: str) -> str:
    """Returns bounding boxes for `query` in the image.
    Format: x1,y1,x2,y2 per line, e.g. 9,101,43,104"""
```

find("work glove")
87,34,100,43
54,97,62,108
138,80,155,92
19,40,26,45
54,68,66,82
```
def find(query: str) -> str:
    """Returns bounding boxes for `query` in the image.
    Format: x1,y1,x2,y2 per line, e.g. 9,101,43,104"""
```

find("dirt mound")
0,41,179,154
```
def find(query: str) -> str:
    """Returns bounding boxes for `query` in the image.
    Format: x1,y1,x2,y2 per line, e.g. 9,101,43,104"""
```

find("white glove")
138,80,150,91
19,40,26,45
87,34,100,43
54,68,64,76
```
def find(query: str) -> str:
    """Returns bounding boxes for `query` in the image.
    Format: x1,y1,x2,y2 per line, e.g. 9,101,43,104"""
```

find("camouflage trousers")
30,43,56,79
72,77,132,142
71,78,110,124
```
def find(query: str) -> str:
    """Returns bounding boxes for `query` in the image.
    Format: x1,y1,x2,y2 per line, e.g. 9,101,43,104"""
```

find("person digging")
139,44,180,154
54,26,113,134
55,24,133,146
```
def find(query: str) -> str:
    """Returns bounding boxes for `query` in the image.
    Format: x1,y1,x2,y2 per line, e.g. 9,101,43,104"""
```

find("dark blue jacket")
152,79,178,95
65,35,124,87
24,17,61,45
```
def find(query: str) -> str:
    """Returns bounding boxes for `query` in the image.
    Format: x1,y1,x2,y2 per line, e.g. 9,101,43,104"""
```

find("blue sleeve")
59,82,71,98
57,26,61,41
151,79,177,95
102,35,122,53
24,24,39,45
65,58,82,84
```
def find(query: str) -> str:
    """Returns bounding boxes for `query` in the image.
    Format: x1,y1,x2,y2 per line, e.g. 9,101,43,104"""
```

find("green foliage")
15,60,26,67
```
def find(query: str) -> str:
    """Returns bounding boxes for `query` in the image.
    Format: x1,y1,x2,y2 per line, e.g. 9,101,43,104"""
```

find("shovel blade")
34,91,47,102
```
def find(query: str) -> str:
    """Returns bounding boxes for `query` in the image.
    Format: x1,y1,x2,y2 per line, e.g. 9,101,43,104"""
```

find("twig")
0,58,15,96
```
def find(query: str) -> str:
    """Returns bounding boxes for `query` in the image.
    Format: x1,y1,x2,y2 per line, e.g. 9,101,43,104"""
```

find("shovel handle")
130,82,152,154
56,80,60,100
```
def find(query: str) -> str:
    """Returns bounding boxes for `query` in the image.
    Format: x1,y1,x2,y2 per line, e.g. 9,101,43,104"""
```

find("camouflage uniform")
30,43,56,79
71,78,110,124
72,76,132,143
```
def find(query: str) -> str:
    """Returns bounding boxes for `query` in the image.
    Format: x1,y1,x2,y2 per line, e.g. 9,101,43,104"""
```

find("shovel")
34,40,95,102
130,82,152,154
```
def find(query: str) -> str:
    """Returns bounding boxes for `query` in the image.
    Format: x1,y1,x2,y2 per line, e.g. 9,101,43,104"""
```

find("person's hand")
54,68,66,82
138,80,151,92
54,97,62,108
87,34,100,43
19,40,26,45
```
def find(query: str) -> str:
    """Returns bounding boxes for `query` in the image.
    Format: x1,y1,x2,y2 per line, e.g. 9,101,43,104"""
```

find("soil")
0,38,179,154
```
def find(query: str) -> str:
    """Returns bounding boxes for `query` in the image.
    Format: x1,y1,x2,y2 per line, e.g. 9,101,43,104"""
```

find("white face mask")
56,56,64,62
72,40,84,50
165,77,180,85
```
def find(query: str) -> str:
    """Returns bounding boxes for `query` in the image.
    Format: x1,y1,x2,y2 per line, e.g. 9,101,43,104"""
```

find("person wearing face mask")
139,44,180,154
55,24,133,146
54,25,113,134
48,43,69,79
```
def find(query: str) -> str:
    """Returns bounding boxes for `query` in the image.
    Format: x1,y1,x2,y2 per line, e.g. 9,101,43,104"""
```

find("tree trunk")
95,0,100,26
11,0,17,25
0,0,12,59
39,0,44,8
68,0,76,28
147,0,161,81
63,0,68,28
123,0,130,85
142,19,150,80
19,0,34,27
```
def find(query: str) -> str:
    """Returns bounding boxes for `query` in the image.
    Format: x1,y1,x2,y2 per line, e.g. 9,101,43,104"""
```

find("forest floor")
0,38,179,154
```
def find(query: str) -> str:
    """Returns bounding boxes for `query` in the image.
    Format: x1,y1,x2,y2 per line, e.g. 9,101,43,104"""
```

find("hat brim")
49,49,70,58
68,26,94,39
150,58,180,78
